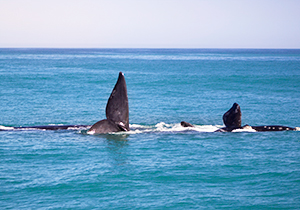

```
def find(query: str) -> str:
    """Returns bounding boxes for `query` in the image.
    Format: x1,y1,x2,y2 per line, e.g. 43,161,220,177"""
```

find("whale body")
180,102,296,132
215,103,296,132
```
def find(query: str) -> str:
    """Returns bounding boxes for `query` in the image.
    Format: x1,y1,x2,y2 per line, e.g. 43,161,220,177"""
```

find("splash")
232,127,257,132
127,122,220,134
85,122,220,135
0,125,14,130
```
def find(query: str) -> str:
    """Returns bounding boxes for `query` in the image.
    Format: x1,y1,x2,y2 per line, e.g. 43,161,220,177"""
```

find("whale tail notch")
88,72,130,134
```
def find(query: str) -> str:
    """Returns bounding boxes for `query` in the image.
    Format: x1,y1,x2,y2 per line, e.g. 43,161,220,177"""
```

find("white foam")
87,130,95,135
232,127,257,132
0,125,14,130
129,124,149,129
68,126,91,130
126,123,300,134
6,123,296,134
127,122,220,134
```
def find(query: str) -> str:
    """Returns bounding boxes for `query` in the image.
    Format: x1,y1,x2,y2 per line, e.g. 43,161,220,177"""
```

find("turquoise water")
1,49,300,209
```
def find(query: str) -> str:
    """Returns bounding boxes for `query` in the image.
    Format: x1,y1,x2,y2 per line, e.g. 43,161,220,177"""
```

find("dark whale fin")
88,72,130,134
106,72,130,131
215,103,242,132
222,103,242,130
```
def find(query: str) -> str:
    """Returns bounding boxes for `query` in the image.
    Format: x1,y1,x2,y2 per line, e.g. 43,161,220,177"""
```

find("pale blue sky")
0,0,299,48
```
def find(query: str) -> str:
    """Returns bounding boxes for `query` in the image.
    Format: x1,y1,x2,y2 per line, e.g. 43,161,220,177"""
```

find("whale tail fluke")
106,72,130,131
88,72,130,134
222,103,242,130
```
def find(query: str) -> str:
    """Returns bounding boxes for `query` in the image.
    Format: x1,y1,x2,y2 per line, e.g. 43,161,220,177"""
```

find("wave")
0,123,219,133
88,123,300,135
127,122,220,134
0,125,15,130
2,123,299,134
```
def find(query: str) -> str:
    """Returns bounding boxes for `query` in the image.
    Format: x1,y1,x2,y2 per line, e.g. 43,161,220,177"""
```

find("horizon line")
1,47,300,50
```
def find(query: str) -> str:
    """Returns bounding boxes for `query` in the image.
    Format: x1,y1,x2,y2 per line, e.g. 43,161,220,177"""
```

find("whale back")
105,72,130,131
251,125,296,132
223,103,242,129
87,119,120,134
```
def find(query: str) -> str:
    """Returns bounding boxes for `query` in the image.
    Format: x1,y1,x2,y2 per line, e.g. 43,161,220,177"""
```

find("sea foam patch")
127,122,219,134
232,127,257,132
0,125,14,130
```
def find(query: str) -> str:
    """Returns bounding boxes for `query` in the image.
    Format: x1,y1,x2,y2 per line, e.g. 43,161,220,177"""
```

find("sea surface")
1,48,300,209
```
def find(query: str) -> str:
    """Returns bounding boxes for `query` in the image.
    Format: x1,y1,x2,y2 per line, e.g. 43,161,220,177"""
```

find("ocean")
0,48,300,209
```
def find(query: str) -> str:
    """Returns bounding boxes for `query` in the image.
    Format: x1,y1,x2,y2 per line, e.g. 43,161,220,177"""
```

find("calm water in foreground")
1,48,300,209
